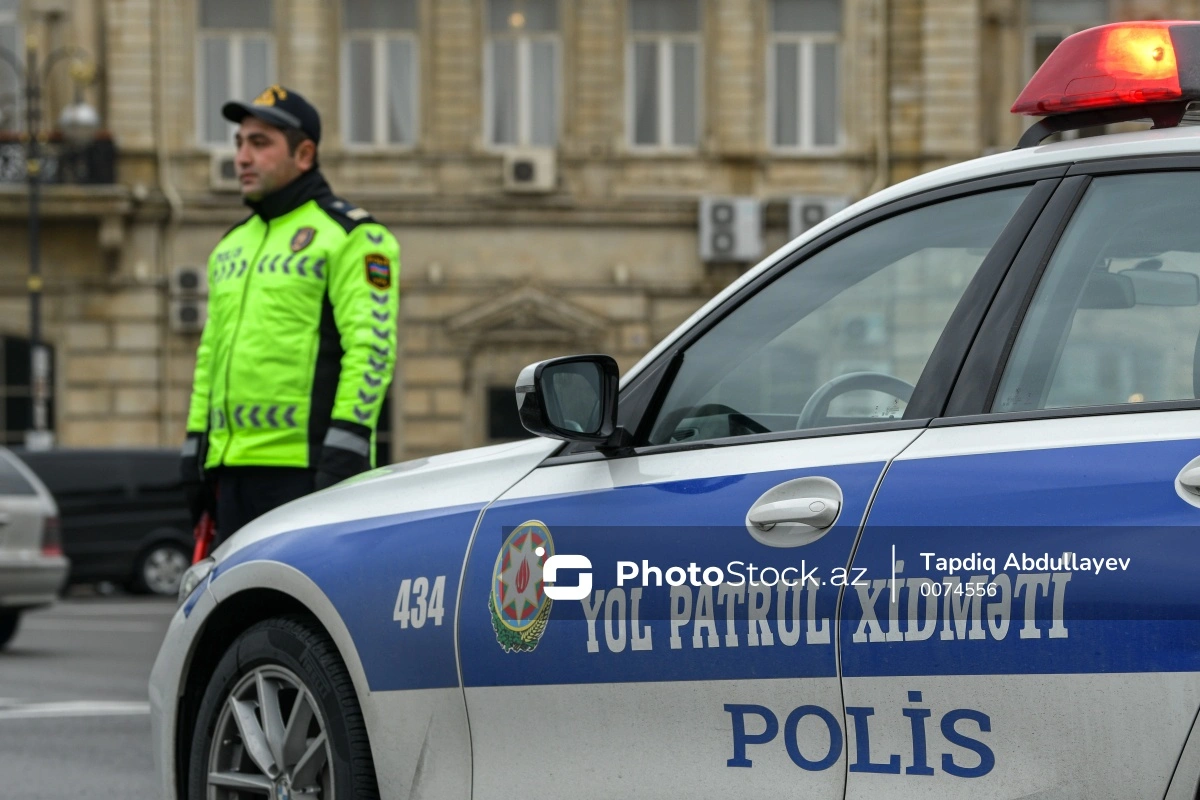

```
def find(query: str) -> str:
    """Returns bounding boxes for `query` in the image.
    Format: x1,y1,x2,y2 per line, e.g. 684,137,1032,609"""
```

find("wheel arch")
175,561,376,799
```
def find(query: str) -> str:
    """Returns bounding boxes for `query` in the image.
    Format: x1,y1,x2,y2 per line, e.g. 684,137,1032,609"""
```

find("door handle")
747,497,839,530
0,513,10,526
1174,460,1200,509
744,476,844,548
1181,466,1200,492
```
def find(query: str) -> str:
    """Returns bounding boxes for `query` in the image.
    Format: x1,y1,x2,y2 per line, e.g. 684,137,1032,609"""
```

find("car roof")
12,447,177,458
622,126,1200,388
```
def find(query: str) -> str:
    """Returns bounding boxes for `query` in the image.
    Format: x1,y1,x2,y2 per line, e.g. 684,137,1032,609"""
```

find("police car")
152,21,1200,799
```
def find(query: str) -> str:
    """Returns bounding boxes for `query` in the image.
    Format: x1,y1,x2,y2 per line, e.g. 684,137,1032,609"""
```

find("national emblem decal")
365,253,392,289
489,521,554,653
290,227,316,252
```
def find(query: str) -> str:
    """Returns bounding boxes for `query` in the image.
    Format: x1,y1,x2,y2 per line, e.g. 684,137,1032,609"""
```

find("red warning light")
1012,22,1188,115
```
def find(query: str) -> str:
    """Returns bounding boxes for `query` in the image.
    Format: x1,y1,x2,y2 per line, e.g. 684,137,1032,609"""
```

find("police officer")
180,85,400,545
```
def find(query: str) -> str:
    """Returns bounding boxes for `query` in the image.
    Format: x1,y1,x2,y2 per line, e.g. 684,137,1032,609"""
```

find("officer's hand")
181,433,212,525
180,432,207,485
185,480,217,527
315,422,373,491
314,457,369,491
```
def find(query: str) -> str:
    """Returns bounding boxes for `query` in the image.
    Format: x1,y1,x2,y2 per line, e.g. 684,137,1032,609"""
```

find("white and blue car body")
152,22,1200,800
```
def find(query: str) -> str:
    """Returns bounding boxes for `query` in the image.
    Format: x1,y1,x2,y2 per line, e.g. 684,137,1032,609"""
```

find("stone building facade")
0,0,1195,460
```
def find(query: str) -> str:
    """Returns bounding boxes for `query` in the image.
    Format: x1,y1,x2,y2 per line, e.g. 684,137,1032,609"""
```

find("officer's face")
234,117,314,201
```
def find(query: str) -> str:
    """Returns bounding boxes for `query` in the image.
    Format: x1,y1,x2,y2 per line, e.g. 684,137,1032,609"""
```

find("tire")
130,542,191,596
0,612,20,650
187,615,379,800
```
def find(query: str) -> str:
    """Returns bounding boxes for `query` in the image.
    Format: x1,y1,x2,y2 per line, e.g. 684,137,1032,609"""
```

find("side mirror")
515,355,620,445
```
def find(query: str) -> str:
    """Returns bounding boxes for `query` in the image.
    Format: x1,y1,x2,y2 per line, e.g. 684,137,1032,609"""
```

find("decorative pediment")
446,287,607,345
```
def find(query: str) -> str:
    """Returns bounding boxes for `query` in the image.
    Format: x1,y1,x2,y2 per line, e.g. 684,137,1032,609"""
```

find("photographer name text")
921,551,1131,576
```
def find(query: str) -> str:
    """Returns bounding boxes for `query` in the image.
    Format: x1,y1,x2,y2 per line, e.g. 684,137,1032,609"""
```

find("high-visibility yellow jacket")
185,170,400,471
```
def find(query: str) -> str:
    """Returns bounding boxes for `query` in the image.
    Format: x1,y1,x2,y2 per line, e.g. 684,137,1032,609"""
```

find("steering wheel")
796,372,915,429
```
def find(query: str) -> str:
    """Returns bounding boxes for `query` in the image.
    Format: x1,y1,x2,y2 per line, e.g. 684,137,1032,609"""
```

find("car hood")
213,437,561,561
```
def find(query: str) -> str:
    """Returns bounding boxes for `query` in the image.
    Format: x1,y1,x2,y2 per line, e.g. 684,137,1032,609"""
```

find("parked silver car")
0,446,68,649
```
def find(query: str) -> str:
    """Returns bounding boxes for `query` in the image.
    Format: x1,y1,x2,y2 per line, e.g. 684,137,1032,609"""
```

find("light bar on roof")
1012,21,1200,116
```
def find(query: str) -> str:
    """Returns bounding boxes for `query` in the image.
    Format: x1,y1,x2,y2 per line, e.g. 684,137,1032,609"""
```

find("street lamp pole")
24,35,50,449
0,36,98,451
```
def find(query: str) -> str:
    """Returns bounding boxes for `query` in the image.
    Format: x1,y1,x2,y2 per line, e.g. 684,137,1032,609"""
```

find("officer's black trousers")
213,466,315,547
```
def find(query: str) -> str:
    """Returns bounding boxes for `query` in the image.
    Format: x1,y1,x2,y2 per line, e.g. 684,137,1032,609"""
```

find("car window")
994,172,1200,412
128,452,184,499
646,186,1032,445
129,453,182,490
0,451,37,496
20,453,129,497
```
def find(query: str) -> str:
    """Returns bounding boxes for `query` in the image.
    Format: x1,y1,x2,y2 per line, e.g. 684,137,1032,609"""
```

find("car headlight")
178,557,215,607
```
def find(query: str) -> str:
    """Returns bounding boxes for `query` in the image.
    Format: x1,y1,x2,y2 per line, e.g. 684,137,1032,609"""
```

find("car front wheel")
187,616,379,800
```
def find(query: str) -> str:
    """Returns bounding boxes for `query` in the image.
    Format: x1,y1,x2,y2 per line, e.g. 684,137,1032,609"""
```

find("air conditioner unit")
170,265,207,297
788,195,851,240
169,297,207,334
699,197,763,263
502,148,556,193
209,151,239,192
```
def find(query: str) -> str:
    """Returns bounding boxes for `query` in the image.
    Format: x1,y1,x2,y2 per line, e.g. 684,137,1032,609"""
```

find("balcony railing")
0,133,115,185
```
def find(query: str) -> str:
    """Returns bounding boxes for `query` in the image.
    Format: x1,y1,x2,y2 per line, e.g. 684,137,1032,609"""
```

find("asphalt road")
0,595,177,799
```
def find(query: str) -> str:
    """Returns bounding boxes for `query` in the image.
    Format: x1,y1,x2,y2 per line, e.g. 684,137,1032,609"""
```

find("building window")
628,0,701,150
769,0,841,150
1025,0,1109,139
486,0,559,147
1026,0,1107,76
197,0,274,146
342,0,418,147
0,0,18,132
1,337,54,447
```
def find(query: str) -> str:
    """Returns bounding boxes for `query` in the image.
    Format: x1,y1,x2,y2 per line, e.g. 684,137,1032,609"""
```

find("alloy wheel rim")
143,547,189,595
206,664,333,799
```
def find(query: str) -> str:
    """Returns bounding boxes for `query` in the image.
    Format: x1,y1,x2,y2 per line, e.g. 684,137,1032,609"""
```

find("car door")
457,176,1055,799
844,167,1200,798
125,451,192,541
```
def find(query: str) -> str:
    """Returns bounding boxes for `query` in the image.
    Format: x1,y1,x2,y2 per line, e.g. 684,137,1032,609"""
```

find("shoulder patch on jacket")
318,196,376,233
365,253,392,289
